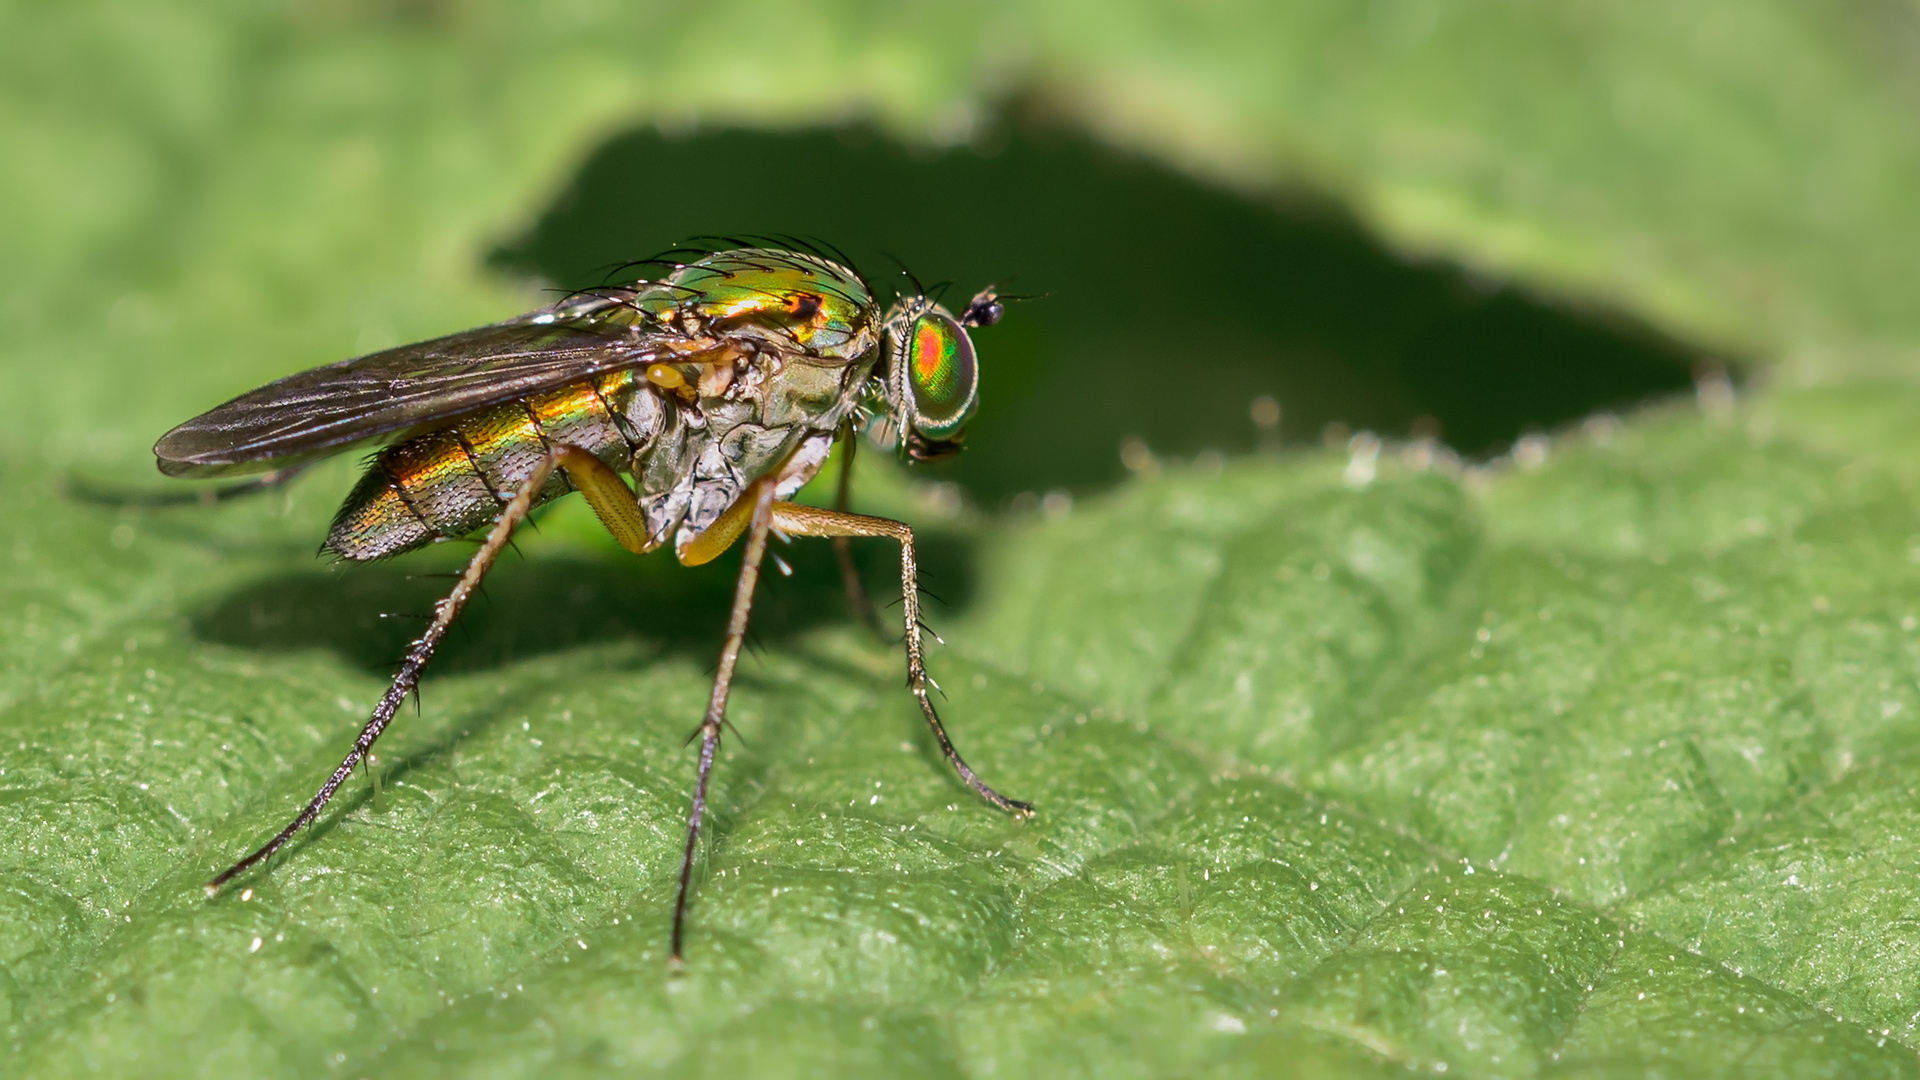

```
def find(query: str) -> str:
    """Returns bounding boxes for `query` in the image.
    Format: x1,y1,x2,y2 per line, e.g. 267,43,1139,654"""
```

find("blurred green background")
10,0,1920,488
8,2,1920,1077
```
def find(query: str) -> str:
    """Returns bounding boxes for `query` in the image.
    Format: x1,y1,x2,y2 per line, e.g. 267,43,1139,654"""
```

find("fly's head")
872,286,1001,462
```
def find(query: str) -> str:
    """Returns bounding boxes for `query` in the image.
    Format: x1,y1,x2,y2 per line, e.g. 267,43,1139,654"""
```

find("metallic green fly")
153,244,1031,963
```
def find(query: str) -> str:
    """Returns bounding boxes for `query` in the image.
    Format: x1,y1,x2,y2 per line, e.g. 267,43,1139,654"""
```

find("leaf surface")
6,2,1920,1077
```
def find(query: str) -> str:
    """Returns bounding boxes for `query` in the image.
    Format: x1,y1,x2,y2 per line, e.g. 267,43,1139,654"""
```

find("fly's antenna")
960,287,1003,328
962,286,1043,328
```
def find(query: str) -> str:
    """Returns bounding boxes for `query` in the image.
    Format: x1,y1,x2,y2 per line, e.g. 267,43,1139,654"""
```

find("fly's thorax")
756,352,871,429
645,362,861,562
632,316,879,560
632,249,880,361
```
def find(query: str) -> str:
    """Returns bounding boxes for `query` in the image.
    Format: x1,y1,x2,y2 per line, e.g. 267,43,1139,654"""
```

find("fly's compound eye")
906,310,979,442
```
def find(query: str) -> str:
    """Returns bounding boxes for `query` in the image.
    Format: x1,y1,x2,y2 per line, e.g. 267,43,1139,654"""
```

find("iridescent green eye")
906,310,977,440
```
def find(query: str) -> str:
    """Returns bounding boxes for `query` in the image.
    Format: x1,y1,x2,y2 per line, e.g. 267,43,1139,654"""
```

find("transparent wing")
155,296,706,478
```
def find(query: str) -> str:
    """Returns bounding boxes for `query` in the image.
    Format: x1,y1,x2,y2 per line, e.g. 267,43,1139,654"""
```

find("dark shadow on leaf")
191,531,975,675
491,113,1713,503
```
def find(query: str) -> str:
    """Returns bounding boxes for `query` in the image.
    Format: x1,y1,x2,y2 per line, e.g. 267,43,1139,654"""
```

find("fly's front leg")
770,501,1033,818
205,444,634,895
672,479,779,964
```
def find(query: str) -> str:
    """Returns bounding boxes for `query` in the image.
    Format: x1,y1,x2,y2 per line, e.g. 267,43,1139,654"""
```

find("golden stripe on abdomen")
327,374,649,561
328,430,496,560
527,377,633,458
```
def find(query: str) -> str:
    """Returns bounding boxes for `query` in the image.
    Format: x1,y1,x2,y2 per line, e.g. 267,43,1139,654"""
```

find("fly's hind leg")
204,444,636,894
770,501,1034,818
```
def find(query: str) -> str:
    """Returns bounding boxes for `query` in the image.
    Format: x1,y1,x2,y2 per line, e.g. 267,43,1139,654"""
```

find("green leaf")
8,2,1920,1077
12,393,1920,1076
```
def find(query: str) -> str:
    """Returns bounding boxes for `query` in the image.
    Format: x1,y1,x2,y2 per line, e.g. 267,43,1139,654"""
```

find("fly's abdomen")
328,372,651,560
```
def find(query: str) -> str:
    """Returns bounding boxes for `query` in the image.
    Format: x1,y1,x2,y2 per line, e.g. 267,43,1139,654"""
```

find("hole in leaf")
493,115,1711,502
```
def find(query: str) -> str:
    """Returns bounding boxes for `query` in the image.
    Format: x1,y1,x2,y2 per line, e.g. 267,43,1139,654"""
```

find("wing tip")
153,426,229,476
154,426,291,478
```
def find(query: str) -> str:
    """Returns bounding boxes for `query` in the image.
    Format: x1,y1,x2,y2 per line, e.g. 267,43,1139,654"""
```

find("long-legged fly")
152,245,1029,963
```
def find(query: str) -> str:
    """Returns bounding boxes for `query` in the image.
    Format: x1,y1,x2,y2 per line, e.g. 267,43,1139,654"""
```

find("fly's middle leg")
671,479,779,965
770,501,1034,818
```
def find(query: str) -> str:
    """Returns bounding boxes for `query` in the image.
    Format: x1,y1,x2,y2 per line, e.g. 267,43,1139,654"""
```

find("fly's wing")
155,297,704,478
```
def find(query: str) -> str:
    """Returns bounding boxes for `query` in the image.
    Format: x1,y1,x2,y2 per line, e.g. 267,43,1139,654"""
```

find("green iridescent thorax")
635,250,880,360
621,249,892,557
